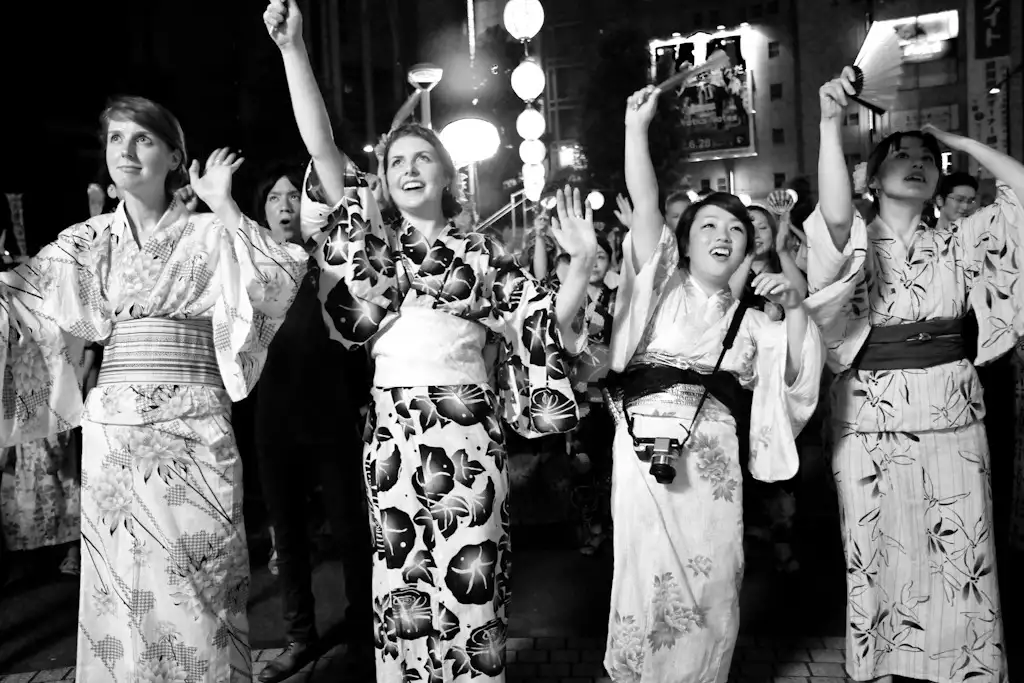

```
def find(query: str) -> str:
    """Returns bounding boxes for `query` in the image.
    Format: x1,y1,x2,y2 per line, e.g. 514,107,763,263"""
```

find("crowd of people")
2,2,1024,683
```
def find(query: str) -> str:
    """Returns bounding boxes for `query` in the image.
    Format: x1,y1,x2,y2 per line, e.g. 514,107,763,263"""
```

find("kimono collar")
393,215,460,244
682,268,734,306
111,194,191,243
868,213,929,242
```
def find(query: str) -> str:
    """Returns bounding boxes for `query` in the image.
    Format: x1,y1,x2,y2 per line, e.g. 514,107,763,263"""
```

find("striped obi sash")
97,318,223,388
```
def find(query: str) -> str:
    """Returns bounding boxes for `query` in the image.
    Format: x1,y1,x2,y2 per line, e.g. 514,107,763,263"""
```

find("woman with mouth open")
803,67,1024,683
264,2,597,681
602,85,824,682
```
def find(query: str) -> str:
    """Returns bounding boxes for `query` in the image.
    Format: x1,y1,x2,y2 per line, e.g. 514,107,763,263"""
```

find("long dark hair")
675,192,756,268
381,124,463,221
865,130,942,209
253,163,305,227
99,95,189,194
746,205,783,274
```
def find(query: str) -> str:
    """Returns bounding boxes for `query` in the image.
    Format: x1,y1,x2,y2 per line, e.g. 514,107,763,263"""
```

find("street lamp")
440,118,501,169
408,63,444,128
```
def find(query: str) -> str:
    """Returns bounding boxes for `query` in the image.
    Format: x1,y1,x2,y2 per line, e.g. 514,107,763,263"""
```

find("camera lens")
650,457,676,484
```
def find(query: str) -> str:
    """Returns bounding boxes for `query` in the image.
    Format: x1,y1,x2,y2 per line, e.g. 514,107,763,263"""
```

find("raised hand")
613,193,634,229
625,86,661,129
921,123,966,151
188,148,245,213
819,66,857,122
751,272,803,310
264,0,303,50
775,211,792,253
551,186,597,260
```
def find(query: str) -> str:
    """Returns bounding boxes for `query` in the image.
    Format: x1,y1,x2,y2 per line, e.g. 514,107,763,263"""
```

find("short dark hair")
254,163,305,227
675,192,756,265
99,95,189,193
936,171,978,199
665,190,692,209
381,123,463,220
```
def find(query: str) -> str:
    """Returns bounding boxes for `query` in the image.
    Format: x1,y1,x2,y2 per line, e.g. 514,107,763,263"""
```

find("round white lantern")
503,0,545,42
511,60,546,102
586,191,605,211
524,185,544,202
439,118,501,167
519,139,547,165
522,163,546,183
516,108,547,140
737,193,752,207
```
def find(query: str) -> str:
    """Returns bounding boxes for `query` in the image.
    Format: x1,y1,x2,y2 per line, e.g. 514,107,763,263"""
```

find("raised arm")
264,0,347,205
817,67,858,249
923,124,1024,207
624,86,665,270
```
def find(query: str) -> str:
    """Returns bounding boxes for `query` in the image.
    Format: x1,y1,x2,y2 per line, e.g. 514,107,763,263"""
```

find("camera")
647,437,683,484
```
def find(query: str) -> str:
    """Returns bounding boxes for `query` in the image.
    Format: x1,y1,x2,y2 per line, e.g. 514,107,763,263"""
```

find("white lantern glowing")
737,193,752,206
586,191,605,211
511,59,546,102
524,185,544,202
519,139,547,165
540,195,557,209
503,0,545,42
522,163,546,183
439,118,501,167
516,108,547,140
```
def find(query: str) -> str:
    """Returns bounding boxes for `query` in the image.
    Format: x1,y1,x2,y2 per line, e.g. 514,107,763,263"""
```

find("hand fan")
766,189,798,215
657,49,731,92
850,23,904,115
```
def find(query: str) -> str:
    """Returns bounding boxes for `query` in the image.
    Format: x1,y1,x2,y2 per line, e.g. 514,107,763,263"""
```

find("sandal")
59,554,80,577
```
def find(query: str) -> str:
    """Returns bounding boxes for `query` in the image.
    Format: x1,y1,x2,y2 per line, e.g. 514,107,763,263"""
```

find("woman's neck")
123,189,170,238
878,197,924,246
688,269,728,296
402,211,448,242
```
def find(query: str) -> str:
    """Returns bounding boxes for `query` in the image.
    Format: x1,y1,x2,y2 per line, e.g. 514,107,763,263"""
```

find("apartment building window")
717,178,729,191
845,112,860,126
767,0,779,14
768,41,780,58
774,173,786,188
772,128,785,144
770,83,783,100
701,178,712,192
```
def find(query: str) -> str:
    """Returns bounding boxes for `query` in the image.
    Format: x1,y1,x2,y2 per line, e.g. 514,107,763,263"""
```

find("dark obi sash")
852,318,969,371
605,363,748,418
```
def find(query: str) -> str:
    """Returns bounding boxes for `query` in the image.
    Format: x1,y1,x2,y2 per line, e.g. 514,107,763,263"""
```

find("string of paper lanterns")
503,0,547,202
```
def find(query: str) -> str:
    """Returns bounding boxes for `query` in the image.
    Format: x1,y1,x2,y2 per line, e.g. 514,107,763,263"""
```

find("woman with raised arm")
0,96,307,682
603,85,823,682
803,67,1024,683
263,2,596,681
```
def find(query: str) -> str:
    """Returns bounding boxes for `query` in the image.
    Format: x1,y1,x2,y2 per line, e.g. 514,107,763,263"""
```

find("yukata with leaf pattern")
603,226,823,683
0,198,308,683
299,156,583,683
802,184,1024,682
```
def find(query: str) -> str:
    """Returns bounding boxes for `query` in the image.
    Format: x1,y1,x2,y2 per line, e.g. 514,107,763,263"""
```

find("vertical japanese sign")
966,0,1010,178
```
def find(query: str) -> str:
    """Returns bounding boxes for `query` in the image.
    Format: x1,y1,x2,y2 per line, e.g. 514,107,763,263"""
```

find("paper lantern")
439,118,500,167
519,140,547,165
586,191,605,211
516,108,547,140
511,60,546,102
503,0,545,42
522,163,546,183
737,193,752,206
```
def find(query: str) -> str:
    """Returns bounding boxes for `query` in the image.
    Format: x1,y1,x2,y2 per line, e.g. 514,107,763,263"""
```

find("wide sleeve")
473,234,584,439
746,313,825,482
211,214,308,400
0,220,111,446
299,159,396,350
958,183,1024,365
801,205,871,372
608,225,679,372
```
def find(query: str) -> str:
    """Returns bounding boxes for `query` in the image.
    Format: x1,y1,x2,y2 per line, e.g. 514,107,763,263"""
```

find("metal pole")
422,94,432,129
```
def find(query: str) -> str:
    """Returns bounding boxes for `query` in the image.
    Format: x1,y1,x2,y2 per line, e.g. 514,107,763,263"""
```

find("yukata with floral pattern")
803,184,1024,683
1,431,80,551
300,157,582,683
0,197,307,683
603,226,822,683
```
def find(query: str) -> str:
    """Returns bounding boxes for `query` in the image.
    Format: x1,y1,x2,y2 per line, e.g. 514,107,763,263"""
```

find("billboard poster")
652,32,756,162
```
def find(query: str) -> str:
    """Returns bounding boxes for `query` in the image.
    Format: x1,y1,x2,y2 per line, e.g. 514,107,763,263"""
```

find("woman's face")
385,135,448,217
264,176,301,243
872,137,940,205
686,204,748,288
665,199,690,230
750,210,774,257
105,118,180,197
590,248,610,285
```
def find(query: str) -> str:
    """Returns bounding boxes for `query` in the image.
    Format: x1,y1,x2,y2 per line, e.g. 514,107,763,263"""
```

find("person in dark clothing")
252,164,374,682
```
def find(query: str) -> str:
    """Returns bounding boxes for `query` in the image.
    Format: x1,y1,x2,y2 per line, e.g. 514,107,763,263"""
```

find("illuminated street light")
516,108,547,140
363,144,374,153
408,63,444,128
586,191,605,211
440,118,501,167
503,0,545,42
519,139,547,165
511,59,546,102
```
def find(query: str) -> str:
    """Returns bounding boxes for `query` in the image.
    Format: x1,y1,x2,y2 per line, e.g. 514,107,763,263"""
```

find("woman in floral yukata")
0,96,308,682
263,2,597,682
803,67,1024,683
602,86,823,683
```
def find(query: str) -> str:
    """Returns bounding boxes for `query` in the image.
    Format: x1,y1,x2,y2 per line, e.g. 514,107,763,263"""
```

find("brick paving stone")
822,637,846,649
0,674,38,683
808,662,847,677
573,662,607,677
741,661,774,676
776,662,811,677
567,637,604,649
506,662,537,678
507,637,535,651
518,649,549,663
28,670,70,683
536,637,566,650
506,650,517,664
581,649,604,663
810,649,844,663
791,636,826,649
61,671,75,681
743,648,777,662
781,649,813,662
538,663,571,677
551,649,580,664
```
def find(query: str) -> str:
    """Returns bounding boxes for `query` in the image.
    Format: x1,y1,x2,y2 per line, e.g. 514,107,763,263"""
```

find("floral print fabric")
802,185,1024,682
602,227,822,682
300,156,582,683
1,432,80,550
0,198,307,682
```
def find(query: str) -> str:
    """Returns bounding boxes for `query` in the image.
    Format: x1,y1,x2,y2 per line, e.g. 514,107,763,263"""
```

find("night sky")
1,0,407,250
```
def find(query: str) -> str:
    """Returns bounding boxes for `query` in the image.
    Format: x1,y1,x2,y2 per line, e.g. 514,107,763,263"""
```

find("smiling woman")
0,94,309,683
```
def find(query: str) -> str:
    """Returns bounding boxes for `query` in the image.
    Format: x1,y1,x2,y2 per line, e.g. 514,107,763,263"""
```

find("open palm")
551,185,597,259
189,148,244,211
